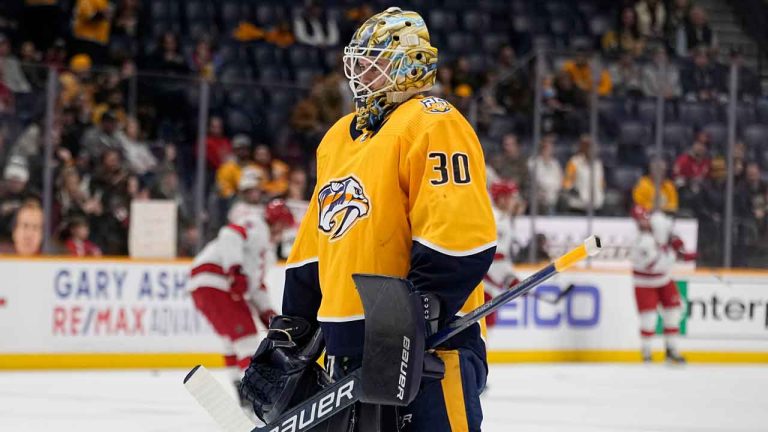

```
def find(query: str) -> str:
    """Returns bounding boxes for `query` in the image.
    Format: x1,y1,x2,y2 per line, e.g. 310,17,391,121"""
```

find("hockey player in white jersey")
485,180,522,326
227,166,266,229
630,205,696,363
189,199,295,388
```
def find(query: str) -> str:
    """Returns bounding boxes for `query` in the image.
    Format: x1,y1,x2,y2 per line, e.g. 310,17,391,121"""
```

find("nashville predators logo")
317,176,370,240
420,96,452,114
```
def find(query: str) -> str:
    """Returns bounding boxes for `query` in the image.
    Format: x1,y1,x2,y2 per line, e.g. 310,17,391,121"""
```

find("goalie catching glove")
239,315,328,424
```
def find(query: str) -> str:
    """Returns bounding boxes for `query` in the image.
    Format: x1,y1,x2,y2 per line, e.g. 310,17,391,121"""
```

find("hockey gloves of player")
228,265,248,297
670,235,698,261
239,315,328,424
258,309,277,328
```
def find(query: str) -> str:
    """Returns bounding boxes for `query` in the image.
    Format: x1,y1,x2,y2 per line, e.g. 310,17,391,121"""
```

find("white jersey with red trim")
631,231,677,288
227,201,265,230
189,222,274,312
485,207,517,296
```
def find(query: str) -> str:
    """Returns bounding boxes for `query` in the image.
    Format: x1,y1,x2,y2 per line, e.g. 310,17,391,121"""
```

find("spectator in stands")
227,166,264,226
667,0,691,56
71,0,113,64
150,168,192,224
265,20,296,48
495,46,530,116
490,133,528,192
729,48,762,101
92,89,126,126
45,38,68,71
56,166,102,221
11,200,43,256
641,46,682,99
59,54,94,107
288,96,323,165
0,157,35,240
205,116,231,171
548,72,587,134
674,131,711,188
146,31,188,75
562,50,612,96
528,134,562,214
89,148,134,254
635,0,666,40
80,110,121,165
177,221,199,258
110,0,142,59
633,157,678,213
117,116,156,177
253,144,289,200
0,68,14,114
286,168,309,202
61,215,101,256
737,162,767,232
609,53,644,99
684,6,717,53
0,33,31,93
188,37,222,81
476,70,506,132
694,157,727,235
602,7,645,58
681,48,720,102
19,40,46,89
60,106,86,160
563,134,605,213
453,56,479,95
216,134,253,199
293,1,339,48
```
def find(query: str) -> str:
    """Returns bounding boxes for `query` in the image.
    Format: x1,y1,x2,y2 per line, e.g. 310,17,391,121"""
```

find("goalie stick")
185,235,602,432
525,283,575,305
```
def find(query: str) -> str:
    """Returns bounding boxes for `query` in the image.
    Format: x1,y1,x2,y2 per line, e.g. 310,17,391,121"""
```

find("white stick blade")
584,235,602,257
184,365,256,432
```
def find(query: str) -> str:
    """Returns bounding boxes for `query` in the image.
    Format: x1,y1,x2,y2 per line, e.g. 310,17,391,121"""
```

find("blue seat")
743,124,768,150
463,11,490,31
588,16,610,36
429,10,457,31
678,102,714,128
226,109,253,135
619,121,651,147
663,123,694,153
701,123,728,152
611,166,643,191
184,1,212,22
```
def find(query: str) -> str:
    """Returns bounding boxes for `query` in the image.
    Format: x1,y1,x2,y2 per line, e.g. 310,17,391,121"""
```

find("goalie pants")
191,287,260,369
329,348,486,432
401,348,486,432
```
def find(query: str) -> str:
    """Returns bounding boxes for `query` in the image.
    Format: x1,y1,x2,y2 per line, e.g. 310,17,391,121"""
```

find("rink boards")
0,257,767,369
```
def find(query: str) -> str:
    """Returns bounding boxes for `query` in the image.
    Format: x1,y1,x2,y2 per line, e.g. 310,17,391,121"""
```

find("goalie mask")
343,7,438,132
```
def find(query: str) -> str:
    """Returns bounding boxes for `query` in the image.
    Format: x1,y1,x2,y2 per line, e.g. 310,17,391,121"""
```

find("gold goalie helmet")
343,7,438,132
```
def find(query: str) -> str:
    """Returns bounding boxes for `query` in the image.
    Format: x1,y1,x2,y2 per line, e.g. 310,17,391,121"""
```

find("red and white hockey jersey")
227,201,265,230
485,207,517,296
189,222,274,311
630,231,677,289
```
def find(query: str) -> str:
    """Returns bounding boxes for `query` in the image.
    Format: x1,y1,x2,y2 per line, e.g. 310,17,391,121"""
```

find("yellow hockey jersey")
283,96,496,356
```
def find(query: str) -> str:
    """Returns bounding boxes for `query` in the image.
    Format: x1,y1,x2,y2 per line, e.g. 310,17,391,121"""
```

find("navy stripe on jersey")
282,260,321,327
408,240,495,330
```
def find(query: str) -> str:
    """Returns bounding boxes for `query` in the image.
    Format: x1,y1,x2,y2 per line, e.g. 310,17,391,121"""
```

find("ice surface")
0,364,765,431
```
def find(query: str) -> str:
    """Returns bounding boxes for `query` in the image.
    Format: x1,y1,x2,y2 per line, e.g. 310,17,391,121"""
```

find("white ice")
0,364,765,432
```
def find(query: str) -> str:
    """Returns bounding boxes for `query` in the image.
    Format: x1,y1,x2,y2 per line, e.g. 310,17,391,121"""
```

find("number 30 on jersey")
428,152,471,186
